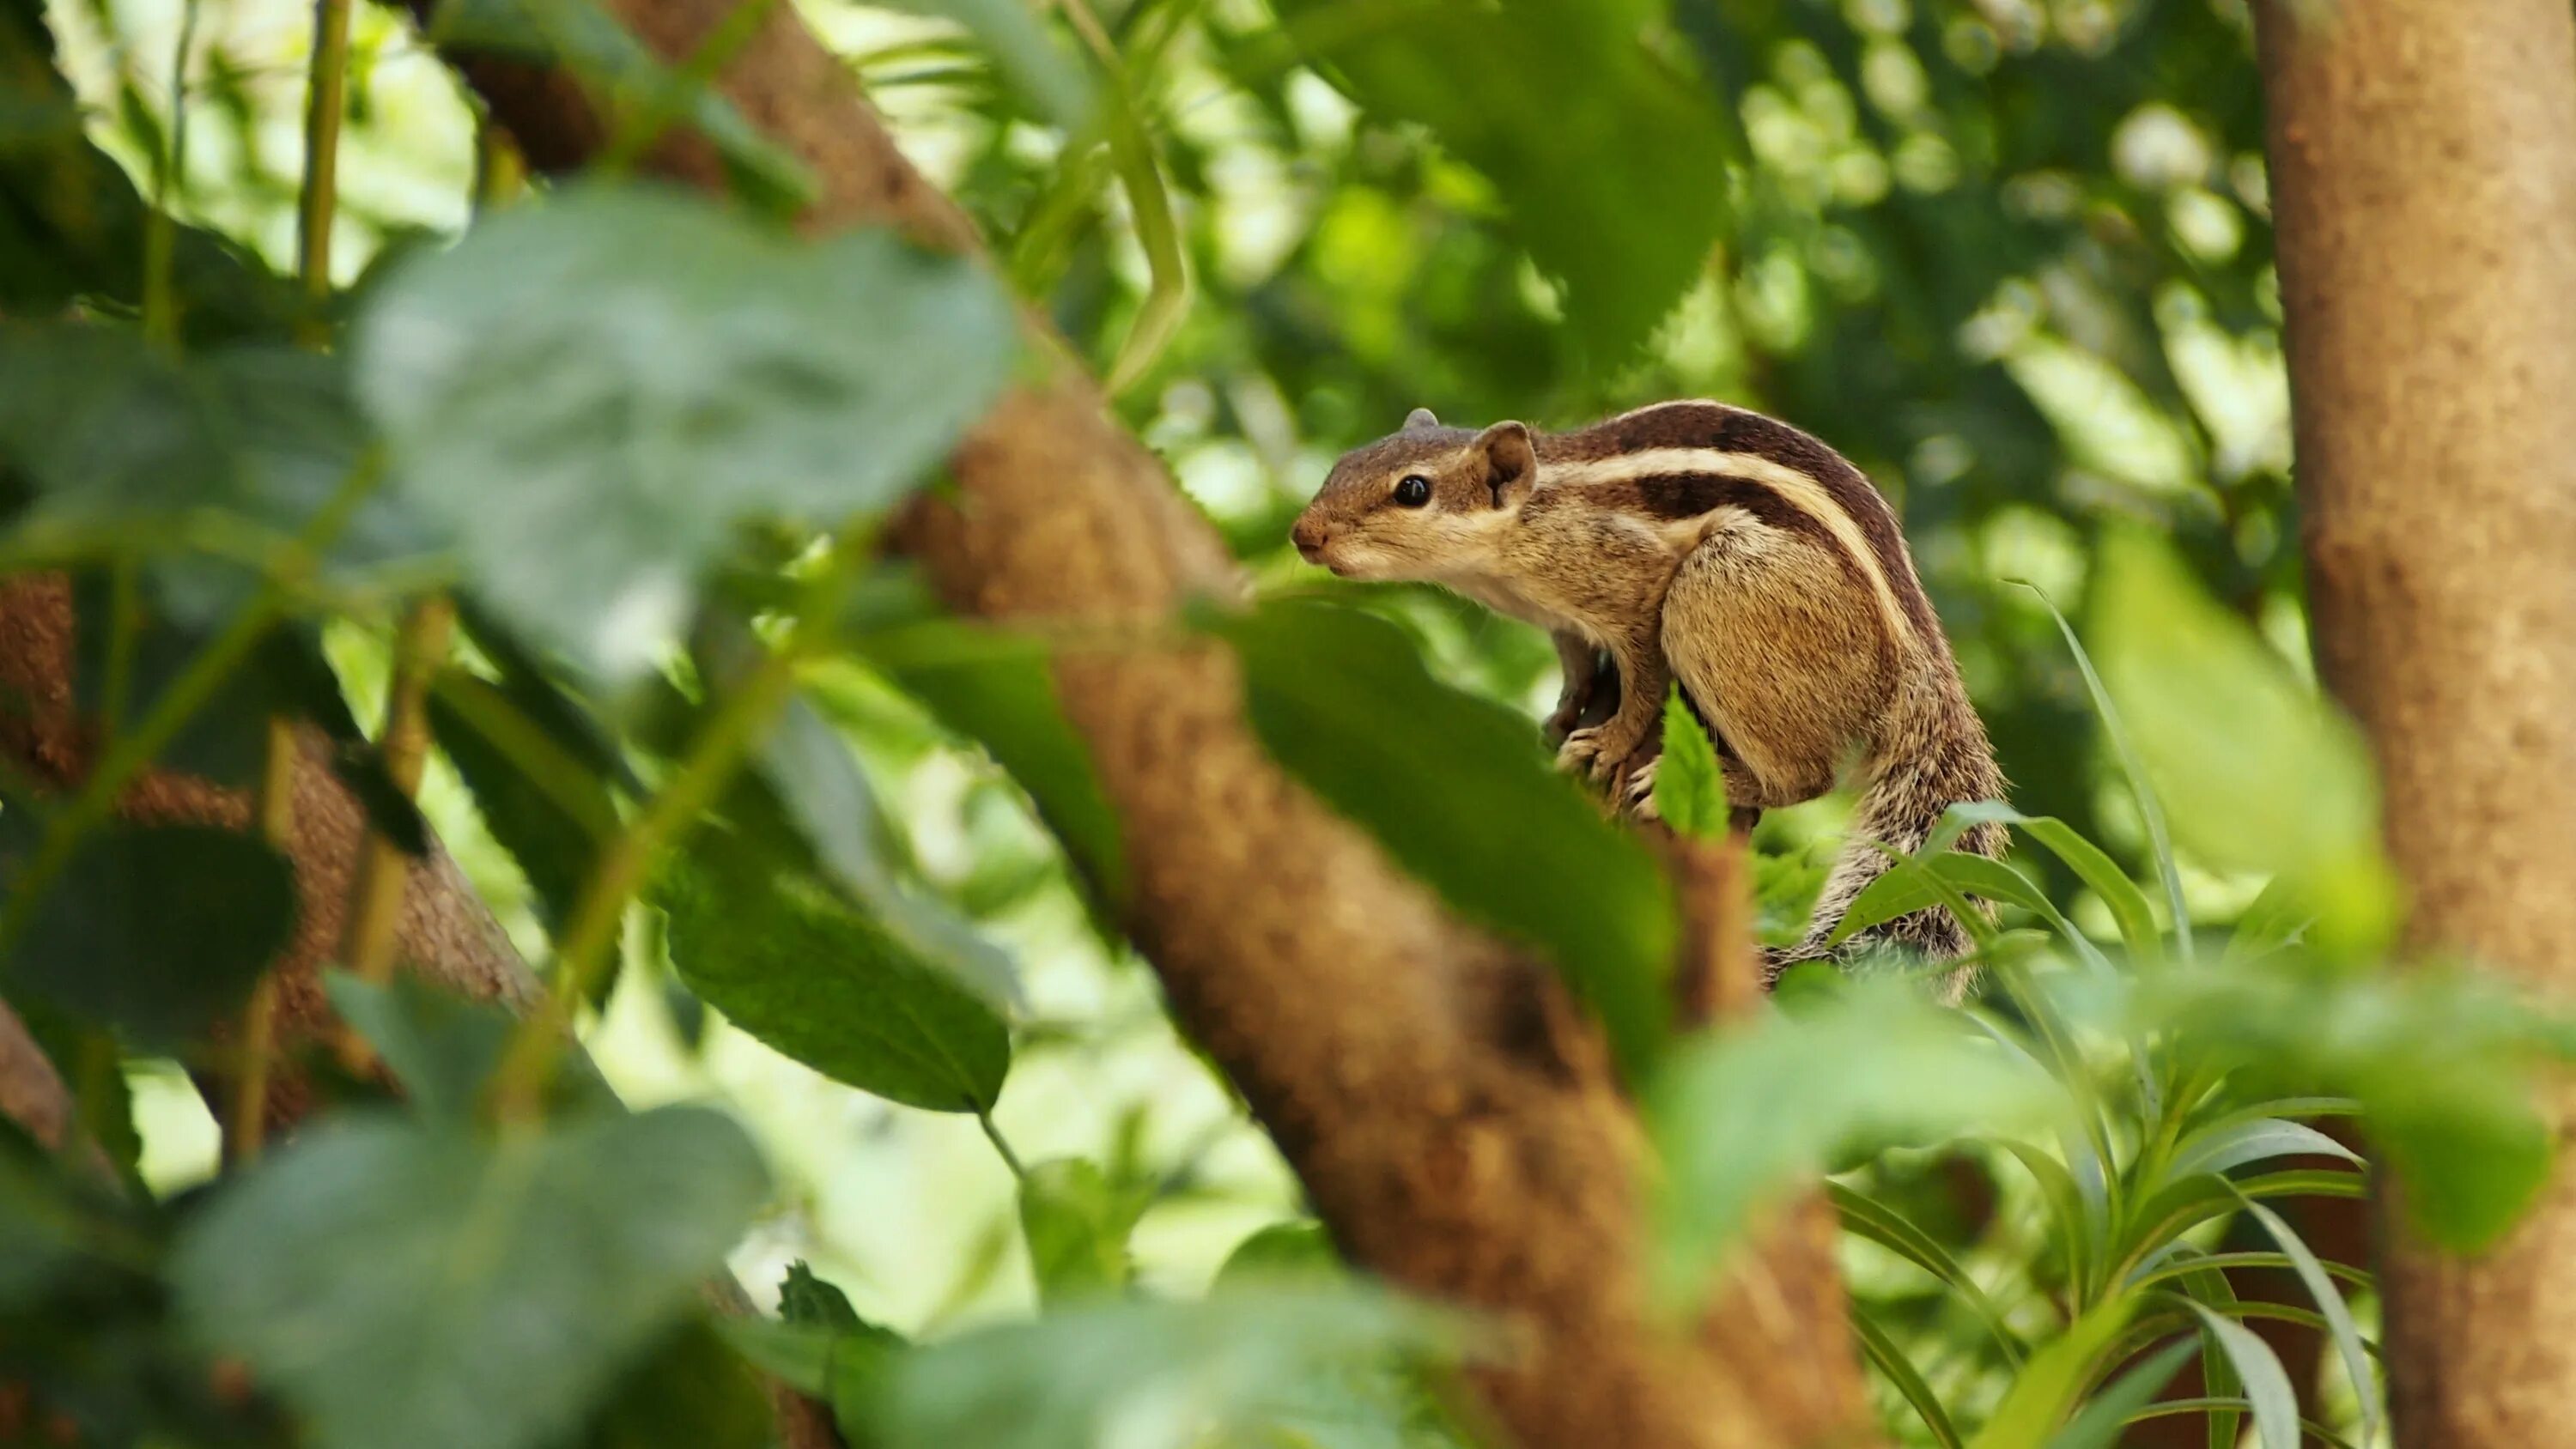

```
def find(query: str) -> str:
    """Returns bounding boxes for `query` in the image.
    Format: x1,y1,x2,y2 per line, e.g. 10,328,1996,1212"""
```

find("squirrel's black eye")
1393,475,1433,507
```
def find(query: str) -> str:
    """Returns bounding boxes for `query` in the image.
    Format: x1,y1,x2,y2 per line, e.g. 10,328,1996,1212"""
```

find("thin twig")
295,0,356,346
224,717,300,1164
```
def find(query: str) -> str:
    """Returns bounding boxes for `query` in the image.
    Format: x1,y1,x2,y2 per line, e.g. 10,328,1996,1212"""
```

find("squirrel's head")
1290,409,1538,580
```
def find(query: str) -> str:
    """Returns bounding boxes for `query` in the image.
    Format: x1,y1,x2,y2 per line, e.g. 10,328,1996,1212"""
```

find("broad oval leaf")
355,185,1019,678
173,1106,769,1449
1216,599,1675,1078
659,836,1011,1113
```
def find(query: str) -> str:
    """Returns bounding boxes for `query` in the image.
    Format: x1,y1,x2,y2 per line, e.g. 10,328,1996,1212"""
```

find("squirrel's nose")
1291,517,1332,560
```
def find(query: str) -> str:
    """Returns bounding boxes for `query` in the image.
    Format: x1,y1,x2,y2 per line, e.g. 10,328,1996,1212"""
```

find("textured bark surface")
2257,2,2576,1443
421,3,1880,1443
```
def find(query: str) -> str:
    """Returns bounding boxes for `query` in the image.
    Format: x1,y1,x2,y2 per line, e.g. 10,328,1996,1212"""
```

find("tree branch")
420,6,1877,1441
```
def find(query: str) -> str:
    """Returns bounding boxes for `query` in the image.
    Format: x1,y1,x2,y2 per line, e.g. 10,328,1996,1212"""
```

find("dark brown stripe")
1548,403,1941,639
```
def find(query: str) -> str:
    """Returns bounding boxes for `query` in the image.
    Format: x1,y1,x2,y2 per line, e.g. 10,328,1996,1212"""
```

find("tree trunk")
413,4,1880,1444
2257,2,2576,1442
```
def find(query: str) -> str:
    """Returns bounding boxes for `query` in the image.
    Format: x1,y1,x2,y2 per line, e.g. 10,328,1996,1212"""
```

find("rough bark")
2257,2,2576,1443
414,6,1881,1444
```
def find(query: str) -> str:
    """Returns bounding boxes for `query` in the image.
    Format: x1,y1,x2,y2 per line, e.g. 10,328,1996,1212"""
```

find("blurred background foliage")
2,0,2444,1443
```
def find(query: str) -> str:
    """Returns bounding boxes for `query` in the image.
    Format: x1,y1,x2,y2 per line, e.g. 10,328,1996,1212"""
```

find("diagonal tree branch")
416,5,1877,1443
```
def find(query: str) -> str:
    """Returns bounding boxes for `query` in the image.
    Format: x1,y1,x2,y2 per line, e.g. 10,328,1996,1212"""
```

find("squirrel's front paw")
1619,755,1661,820
1556,723,1641,780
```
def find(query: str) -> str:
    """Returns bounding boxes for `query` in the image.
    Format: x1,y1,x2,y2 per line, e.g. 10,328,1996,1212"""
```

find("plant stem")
295,0,356,348
975,1107,1027,1181
336,597,456,998
483,645,803,1121
224,717,301,1164
142,0,204,349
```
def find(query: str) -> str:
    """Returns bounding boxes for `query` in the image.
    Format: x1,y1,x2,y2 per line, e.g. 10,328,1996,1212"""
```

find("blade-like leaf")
2176,1297,2300,1449
2049,1339,2195,1449
2233,1188,2379,1447
1853,1308,1964,1449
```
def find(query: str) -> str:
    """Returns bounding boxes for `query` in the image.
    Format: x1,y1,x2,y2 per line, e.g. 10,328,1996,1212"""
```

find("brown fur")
1292,401,2008,978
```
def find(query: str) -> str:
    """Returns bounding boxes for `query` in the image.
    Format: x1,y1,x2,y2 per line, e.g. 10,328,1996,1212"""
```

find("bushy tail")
1765,675,2006,992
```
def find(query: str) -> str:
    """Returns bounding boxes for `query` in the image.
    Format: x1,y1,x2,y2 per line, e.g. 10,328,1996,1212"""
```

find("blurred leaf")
1971,1294,2139,1449
872,1289,1464,1449
2090,532,2396,955
2164,1118,2360,1185
1828,1182,2020,1366
1853,1309,1963,1449
424,0,811,208
0,328,430,624
325,971,619,1120
722,1315,905,1437
355,185,1018,678
1647,980,2058,1308
1278,0,1728,359
1217,599,1675,1078
1216,1221,1338,1284
1652,687,1726,840
876,0,1091,130
581,1316,773,1449
174,1106,769,1449
870,623,1128,909
1018,1157,1143,1306
0,821,292,1048
659,830,1011,1113
327,741,433,858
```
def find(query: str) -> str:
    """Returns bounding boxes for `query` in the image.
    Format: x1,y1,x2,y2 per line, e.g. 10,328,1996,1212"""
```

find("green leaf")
2049,1338,2195,1449
778,1260,866,1332
659,832,1012,1113
1,822,293,1047
581,1316,773,1449
1216,599,1676,1078
173,1106,769,1449
869,623,1128,910
871,1288,1465,1449
875,0,1092,129
1971,1294,2139,1449
1853,1309,1963,1449
325,971,619,1121
0,328,430,624
2175,1298,2299,1449
2231,1189,2378,1449
1946,803,2161,967
721,1316,905,1435
1215,1221,1340,1285
2164,1118,2360,1185
1652,687,1727,840
428,670,619,937
1828,1182,2020,1365
1277,0,1729,359
1017,1158,1143,1306
2089,531,2397,955
1647,980,2059,1309
354,185,1019,679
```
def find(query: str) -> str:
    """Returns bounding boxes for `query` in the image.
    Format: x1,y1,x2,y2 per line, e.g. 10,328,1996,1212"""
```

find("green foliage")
1017,1156,1144,1305
1219,597,1676,1078
173,1106,769,1449
659,828,1012,1113
1,822,293,1047
1274,0,1730,361
1651,687,1728,840
354,185,1019,677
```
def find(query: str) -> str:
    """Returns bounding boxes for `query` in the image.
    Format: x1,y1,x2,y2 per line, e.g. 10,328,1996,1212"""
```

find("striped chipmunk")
1289,400,2007,979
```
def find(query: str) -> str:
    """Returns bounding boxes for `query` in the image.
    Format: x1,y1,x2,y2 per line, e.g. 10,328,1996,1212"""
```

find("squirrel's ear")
1475,421,1536,508
1404,406,1440,432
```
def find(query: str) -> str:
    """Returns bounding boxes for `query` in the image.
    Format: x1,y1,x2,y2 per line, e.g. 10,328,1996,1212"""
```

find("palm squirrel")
1290,399,2007,973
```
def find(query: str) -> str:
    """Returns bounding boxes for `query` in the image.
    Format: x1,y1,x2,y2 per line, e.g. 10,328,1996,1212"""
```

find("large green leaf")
173,1106,769,1449
871,1289,1465,1449
1647,980,2059,1308
354,185,1019,678
1275,0,1729,360
1217,598,1676,1077
659,832,1012,1113
0,821,294,1047
1017,1157,1142,1306
2090,531,2396,955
